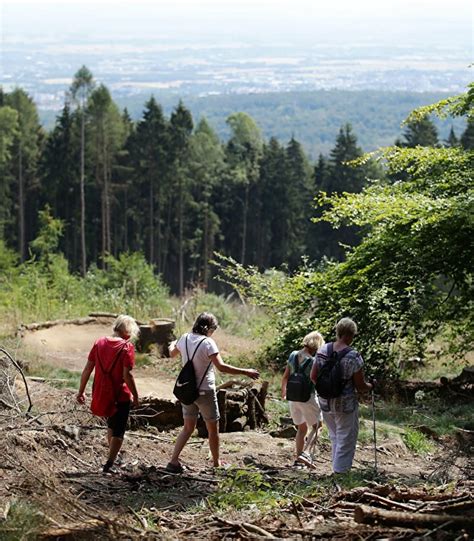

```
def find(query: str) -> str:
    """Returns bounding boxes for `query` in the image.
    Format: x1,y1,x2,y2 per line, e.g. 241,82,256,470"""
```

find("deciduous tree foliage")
216,87,473,373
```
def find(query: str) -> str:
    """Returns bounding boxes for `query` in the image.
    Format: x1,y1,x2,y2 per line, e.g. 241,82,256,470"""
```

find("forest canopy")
215,84,474,373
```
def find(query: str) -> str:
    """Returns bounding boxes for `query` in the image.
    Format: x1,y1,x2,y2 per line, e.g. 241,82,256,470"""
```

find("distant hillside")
40,90,466,158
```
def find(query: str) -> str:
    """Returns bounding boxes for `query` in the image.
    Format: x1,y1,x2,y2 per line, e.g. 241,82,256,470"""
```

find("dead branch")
0,346,32,412
354,504,474,528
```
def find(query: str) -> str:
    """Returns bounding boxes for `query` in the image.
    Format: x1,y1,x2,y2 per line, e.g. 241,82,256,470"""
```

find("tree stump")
137,319,175,355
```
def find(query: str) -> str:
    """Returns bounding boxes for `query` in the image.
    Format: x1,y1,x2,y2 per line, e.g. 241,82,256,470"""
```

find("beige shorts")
289,394,322,426
182,390,220,422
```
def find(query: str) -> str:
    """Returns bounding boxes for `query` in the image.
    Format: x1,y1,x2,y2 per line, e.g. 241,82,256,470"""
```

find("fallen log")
354,504,474,528
18,317,97,332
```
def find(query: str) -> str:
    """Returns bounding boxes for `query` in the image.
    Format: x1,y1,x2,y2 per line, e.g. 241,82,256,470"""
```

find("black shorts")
107,401,131,438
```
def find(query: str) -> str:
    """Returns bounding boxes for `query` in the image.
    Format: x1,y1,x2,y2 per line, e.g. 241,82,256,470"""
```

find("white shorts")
289,394,322,426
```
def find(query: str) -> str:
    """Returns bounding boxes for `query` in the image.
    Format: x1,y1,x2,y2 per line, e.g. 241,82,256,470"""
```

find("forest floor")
0,320,472,540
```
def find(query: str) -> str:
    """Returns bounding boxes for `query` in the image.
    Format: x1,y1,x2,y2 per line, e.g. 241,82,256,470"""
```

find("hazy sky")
2,0,473,49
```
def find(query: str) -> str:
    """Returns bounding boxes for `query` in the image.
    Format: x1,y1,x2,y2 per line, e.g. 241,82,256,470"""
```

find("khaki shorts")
289,394,322,426
182,390,220,422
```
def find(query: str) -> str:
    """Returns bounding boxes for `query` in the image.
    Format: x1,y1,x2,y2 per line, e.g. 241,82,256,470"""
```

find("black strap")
185,335,212,391
291,351,312,373
327,342,352,360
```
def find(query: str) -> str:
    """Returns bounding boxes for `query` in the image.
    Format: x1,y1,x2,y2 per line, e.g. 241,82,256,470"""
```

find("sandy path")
21,322,175,399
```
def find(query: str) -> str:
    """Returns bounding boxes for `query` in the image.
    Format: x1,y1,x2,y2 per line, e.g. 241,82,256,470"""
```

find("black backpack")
173,336,211,405
315,343,352,400
286,352,313,403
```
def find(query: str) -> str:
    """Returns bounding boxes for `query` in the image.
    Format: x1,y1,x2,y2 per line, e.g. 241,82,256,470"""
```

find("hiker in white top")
310,317,373,474
166,312,260,473
281,331,324,465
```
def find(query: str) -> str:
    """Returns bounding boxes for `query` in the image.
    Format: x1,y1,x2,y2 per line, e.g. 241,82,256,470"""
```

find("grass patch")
0,500,46,541
134,353,154,369
402,428,435,455
359,398,474,439
27,363,82,389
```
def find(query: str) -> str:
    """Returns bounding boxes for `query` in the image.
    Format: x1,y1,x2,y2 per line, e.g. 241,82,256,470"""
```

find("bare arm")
353,369,373,393
76,360,94,404
281,366,290,399
123,365,139,407
169,340,180,358
210,353,259,380
310,362,318,384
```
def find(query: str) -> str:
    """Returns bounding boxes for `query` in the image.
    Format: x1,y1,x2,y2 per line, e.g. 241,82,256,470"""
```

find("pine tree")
169,101,193,295
5,88,42,261
225,112,263,266
315,124,366,260
445,126,459,148
130,97,169,268
284,137,312,267
70,65,94,275
399,115,439,147
186,118,224,286
258,137,287,268
460,117,474,150
87,84,126,263
0,105,19,239
40,102,80,265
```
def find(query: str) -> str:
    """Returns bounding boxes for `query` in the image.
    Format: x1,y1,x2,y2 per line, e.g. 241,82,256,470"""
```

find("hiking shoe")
102,460,114,473
165,462,184,474
297,452,313,465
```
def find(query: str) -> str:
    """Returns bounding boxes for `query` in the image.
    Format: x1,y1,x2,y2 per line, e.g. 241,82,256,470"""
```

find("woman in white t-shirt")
166,312,260,472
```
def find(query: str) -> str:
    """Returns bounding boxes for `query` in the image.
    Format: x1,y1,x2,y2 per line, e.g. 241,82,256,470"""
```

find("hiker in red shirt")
76,315,140,472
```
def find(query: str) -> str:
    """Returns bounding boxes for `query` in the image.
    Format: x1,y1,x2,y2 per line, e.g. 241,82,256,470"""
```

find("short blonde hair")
113,315,140,341
336,317,357,339
302,331,324,351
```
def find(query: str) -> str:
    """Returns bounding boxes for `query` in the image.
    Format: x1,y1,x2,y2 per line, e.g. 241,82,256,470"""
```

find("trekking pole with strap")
371,386,378,475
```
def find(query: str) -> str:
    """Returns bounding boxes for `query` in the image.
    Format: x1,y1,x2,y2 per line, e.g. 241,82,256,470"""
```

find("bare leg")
295,422,308,457
205,419,220,467
169,417,197,465
107,437,124,464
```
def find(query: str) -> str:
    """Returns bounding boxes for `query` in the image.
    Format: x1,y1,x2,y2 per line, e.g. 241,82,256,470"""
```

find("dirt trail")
21,321,175,399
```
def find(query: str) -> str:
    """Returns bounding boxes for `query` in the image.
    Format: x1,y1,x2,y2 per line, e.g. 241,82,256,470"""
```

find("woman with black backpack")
281,331,324,466
166,312,260,473
310,317,373,474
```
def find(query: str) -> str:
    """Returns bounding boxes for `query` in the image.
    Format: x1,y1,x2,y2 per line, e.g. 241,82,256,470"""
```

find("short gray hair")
335,317,357,339
302,331,324,351
113,315,140,341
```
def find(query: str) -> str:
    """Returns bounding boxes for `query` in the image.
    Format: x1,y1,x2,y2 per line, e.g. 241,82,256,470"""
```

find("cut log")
246,388,257,430
218,389,227,433
354,504,474,528
130,398,182,429
229,416,247,432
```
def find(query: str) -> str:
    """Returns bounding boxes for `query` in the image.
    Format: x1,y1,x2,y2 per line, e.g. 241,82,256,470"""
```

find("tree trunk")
149,180,154,264
104,137,111,256
178,172,184,296
203,196,209,286
18,144,25,261
80,110,87,277
241,182,249,264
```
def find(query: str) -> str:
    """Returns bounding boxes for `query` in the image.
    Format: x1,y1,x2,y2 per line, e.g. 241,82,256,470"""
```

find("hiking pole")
371,387,378,475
